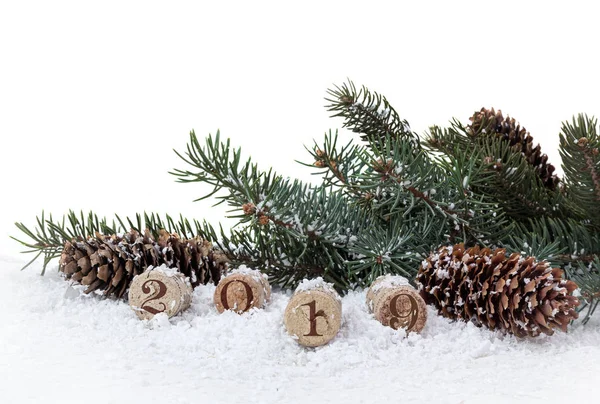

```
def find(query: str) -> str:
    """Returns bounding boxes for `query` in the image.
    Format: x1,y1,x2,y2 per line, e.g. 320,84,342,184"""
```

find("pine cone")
416,244,580,337
59,230,228,298
468,107,559,190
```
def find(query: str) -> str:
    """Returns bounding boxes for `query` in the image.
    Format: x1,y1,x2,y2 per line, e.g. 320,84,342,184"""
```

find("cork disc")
172,274,193,312
372,286,427,333
366,274,411,310
214,272,268,314
128,270,191,320
366,276,385,305
284,289,342,347
258,273,272,302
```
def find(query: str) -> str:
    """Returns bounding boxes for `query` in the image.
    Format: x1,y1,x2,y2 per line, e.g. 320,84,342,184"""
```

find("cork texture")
128,270,193,320
258,273,272,302
366,274,410,307
284,287,342,347
214,271,270,314
367,279,427,333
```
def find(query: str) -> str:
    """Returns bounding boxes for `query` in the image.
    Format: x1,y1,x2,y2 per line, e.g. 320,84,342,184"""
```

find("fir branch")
567,256,600,325
171,130,278,211
171,131,366,289
502,232,565,266
325,80,417,147
507,217,600,267
12,211,116,274
11,210,208,274
425,121,471,156
172,130,451,290
309,113,513,245
584,151,600,201
427,120,567,222
300,130,369,195
559,114,600,228
303,130,446,219
345,216,430,285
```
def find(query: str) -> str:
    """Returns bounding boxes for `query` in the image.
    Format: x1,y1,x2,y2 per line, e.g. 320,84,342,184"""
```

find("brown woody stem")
582,147,600,202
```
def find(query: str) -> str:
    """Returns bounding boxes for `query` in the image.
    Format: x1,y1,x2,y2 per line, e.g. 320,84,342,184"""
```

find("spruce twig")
11,210,209,274
325,80,417,147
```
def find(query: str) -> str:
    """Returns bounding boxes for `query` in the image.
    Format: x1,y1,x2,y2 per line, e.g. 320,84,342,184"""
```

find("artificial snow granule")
369,274,410,294
435,269,450,279
148,264,179,277
229,264,268,282
294,277,340,302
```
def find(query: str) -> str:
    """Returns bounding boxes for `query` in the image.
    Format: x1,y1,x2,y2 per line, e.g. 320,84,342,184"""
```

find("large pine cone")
59,230,228,298
416,244,580,337
468,107,559,190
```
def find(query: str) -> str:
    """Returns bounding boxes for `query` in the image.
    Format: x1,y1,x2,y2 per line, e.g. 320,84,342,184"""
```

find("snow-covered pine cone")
468,107,559,190
59,230,228,298
416,244,580,337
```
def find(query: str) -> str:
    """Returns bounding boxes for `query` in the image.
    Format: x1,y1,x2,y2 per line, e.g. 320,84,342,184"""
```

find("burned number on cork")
301,300,327,336
220,279,254,312
140,279,168,314
389,293,419,330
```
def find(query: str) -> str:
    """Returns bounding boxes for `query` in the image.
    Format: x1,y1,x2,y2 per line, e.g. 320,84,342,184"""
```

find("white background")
1,0,598,258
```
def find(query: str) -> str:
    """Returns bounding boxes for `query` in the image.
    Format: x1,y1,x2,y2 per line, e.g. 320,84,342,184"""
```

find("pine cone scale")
63,260,77,275
77,256,91,273
90,251,101,267
85,278,103,294
112,266,125,286
125,259,134,274
81,269,97,285
539,300,553,317
98,265,110,282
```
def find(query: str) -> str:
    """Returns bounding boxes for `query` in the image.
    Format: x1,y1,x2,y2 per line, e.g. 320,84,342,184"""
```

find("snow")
370,274,411,293
149,264,185,278
1,256,600,404
228,264,269,282
294,277,341,303
295,277,335,293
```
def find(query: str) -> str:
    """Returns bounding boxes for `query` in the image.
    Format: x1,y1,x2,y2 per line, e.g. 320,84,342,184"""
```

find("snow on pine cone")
59,229,228,298
415,244,580,337
467,107,559,190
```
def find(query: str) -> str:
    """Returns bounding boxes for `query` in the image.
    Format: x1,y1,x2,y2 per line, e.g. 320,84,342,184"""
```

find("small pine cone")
468,107,559,190
59,230,228,298
416,244,580,337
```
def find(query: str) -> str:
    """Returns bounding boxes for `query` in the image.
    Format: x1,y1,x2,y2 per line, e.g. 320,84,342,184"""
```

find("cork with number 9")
366,274,427,333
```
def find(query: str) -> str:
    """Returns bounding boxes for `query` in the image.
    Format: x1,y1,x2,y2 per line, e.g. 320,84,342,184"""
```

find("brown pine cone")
59,230,228,298
416,244,580,337
468,107,559,190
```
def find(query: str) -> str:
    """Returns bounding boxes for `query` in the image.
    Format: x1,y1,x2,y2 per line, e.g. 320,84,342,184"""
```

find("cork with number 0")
213,266,271,314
